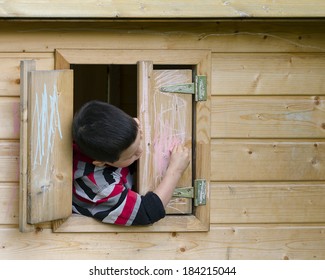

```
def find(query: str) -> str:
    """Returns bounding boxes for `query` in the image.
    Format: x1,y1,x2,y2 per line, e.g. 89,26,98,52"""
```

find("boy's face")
93,118,143,168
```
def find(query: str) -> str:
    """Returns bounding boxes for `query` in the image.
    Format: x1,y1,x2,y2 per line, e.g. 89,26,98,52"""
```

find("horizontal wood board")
211,96,325,138
211,140,325,181
3,182,325,225
1,22,325,53
212,53,325,96
1,226,325,259
1,1,325,18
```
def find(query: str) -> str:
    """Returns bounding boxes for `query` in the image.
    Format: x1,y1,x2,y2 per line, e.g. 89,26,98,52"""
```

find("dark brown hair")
72,100,138,162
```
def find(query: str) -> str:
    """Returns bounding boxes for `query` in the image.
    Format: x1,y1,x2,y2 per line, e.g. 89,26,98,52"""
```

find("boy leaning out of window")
72,100,190,226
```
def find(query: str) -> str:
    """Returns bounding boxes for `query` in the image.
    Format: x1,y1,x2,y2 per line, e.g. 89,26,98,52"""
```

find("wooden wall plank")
211,96,325,138
0,53,54,96
0,1,325,18
1,226,325,259
0,141,19,182
211,140,325,181
0,97,20,139
211,182,325,224
0,184,18,225
56,49,207,66
212,53,325,96
3,181,325,225
54,214,208,233
0,22,325,53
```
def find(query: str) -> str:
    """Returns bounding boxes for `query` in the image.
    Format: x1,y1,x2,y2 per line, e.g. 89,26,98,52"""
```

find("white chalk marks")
32,83,62,175
25,68,73,224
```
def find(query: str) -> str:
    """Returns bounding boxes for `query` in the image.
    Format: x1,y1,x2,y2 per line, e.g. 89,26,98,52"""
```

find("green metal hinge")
172,179,207,206
160,75,207,101
194,179,207,207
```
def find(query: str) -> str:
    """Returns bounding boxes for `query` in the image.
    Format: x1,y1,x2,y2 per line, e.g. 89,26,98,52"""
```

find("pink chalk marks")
138,68,192,197
152,84,189,186
153,125,183,181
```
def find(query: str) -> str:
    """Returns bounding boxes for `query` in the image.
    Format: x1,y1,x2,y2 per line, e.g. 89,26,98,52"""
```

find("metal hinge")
160,75,207,101
172,179,207,206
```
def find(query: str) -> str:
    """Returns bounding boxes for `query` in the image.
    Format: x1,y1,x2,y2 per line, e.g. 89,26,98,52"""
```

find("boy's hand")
168,144,190,174
154,143,190,207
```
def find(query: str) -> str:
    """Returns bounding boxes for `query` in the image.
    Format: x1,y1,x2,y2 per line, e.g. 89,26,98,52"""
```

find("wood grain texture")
53,214,208,233
212,53,325,96
0,1,325,18
1,226,325,259
211,182,325,224
1,22,325,53
0,53,53,97
138,65,193,214
0,20,324,260
0,184,19,225
54,49,211,232
26,70,73,224
0,97,20,140
211,96,325,138
4,182,325,225
56,49,208,66
0,140,19,182
211,140,325,181
19,60,36,232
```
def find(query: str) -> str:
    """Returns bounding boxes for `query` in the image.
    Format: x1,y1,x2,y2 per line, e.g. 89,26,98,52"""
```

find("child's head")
72,100,142,168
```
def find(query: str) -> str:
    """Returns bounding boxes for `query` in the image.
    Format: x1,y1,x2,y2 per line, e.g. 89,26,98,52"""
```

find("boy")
72,100,190,226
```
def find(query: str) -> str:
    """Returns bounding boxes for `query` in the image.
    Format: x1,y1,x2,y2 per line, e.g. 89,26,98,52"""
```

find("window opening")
71,64,137,116
71,63,195,213
72,64,138,191
153,65,194,70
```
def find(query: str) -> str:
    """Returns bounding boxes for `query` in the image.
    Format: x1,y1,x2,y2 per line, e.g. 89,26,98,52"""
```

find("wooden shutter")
20,60,73,231
137,61,193,214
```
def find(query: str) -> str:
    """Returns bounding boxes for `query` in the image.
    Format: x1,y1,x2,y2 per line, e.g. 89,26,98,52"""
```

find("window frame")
53,49,211,232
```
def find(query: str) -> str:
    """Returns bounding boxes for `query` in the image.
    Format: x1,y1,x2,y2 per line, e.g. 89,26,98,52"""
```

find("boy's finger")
170,142,180,152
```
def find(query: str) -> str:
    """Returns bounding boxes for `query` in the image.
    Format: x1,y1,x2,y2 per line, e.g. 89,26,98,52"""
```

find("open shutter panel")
137,61,193,214
20,60,73,229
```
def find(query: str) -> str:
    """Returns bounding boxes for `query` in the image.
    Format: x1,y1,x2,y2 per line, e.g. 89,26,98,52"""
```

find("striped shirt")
72,144,165,226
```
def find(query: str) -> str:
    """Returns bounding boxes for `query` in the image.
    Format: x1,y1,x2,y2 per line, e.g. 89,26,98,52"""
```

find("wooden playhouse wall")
1,19,325,259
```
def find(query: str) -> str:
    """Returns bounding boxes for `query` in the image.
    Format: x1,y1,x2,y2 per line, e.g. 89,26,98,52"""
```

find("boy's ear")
92,160,107,167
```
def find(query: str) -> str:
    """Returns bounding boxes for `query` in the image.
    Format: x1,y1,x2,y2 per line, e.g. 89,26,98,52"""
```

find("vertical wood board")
19,60,36,232
27,69,73,224
138,62,193,214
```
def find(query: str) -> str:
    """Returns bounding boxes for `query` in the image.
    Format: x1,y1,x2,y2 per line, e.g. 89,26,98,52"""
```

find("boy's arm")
153,144,190,207
132,144,190,226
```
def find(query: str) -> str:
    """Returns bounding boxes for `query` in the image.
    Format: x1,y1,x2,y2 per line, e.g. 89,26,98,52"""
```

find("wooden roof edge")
0,1,325,19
